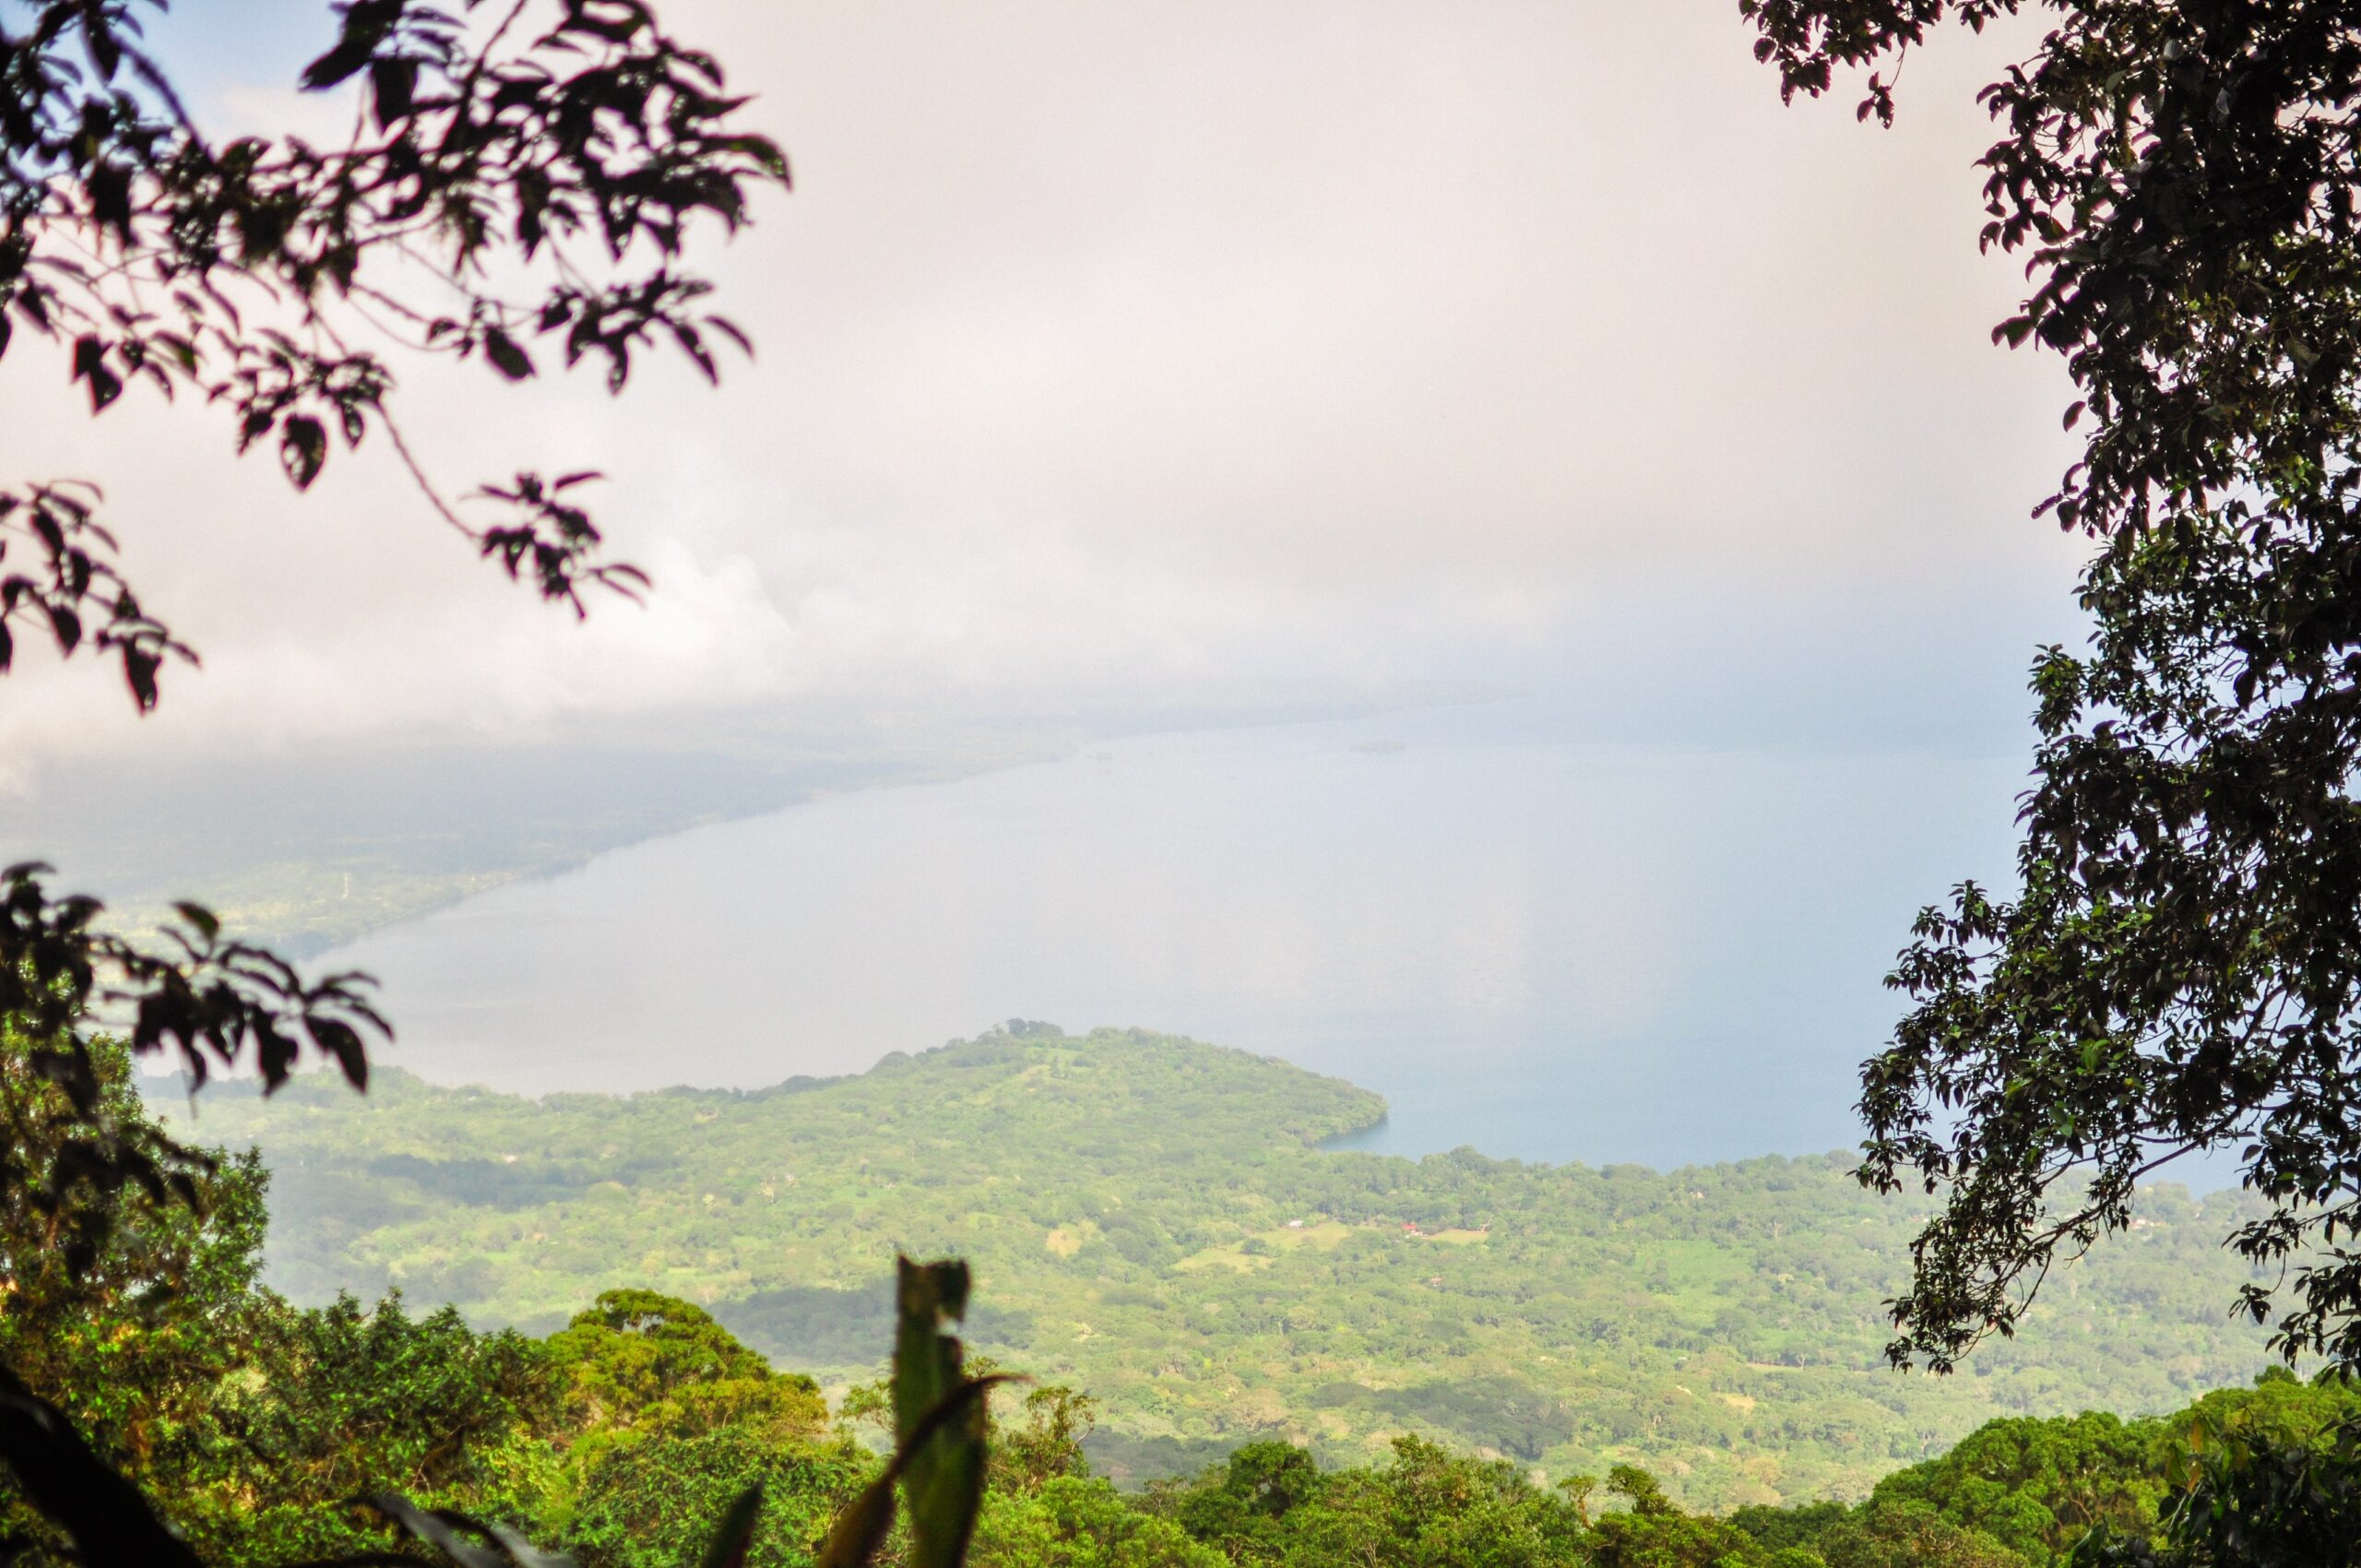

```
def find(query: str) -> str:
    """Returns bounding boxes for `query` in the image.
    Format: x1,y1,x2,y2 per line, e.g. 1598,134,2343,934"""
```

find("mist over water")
320,697,2029,1170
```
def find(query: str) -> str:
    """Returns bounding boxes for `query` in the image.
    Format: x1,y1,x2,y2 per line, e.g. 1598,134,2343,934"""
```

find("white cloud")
2,0,2091,766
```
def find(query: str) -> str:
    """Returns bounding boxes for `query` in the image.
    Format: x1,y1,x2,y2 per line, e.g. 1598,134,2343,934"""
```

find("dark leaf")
813,1475,896,1568
280,415,329,490
301,0,401,90
482,329,537,381
306,1016,371,1091
70,337,122,412
170,902,220,943
697,1485,765,1568
894,1257,989,1568
371,55,419,125
0,1369,206,1568
366,1495,505,1568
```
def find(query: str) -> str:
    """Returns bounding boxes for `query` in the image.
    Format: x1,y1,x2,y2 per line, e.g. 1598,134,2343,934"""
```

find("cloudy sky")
6,0,2085,770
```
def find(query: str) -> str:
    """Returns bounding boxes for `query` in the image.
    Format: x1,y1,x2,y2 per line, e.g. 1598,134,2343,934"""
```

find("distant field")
158,1025,2279,1509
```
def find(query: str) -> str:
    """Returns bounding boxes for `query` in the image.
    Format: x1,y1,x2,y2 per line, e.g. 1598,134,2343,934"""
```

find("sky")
0,0,2091,777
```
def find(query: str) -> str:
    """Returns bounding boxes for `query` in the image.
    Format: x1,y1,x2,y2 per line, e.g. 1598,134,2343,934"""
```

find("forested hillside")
157,1025,2279,1508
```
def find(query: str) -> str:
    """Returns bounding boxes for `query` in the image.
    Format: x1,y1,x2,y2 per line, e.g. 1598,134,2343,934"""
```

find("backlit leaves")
0,861,390,1277
0,0,786,1260
4,0,788,624
0,481,193,712
475,469,646,614
1743,0,2361,1373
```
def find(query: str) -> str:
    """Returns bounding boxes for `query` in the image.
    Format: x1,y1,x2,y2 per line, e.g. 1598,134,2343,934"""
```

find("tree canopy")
162,1028,2299,1509
6,986,2355,1568
545,1288,828,1461
1745,0,2361,1372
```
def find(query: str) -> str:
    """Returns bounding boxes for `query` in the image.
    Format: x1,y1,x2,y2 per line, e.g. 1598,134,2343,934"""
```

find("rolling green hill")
152,1025,2278,1510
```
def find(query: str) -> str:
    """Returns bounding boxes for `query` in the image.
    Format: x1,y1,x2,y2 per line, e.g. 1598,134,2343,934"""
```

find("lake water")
320,700,2032,1171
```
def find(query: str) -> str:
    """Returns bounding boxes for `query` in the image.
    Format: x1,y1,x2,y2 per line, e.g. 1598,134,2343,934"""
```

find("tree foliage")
14,1032,2361,1568
0,1024,267,1563
0,0,786,1262
2069,1373,2361,1568
1743,0,2361,1372
179,1028,2294,1509
1865,1411,2158,1566
546,1288,828,1467
199,1290,555,1558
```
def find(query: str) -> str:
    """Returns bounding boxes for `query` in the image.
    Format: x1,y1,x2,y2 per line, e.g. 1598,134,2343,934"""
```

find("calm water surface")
325,703,2026,1170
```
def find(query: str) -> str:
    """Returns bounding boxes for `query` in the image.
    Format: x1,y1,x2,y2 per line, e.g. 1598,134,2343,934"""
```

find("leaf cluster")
1738,0,2361,1373
0,0,785,1306
1,864,386,1281
544,1289,828,1464
2,0,782,611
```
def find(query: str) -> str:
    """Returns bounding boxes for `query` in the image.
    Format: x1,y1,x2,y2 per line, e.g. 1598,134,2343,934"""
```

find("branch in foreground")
0,862,388,1277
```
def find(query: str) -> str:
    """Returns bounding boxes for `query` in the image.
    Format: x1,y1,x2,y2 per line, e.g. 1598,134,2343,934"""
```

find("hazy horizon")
6,2,2095,1168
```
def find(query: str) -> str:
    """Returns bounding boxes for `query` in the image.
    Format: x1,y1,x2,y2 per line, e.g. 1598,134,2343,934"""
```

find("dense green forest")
26,0,2361,1560
153,1026,2281,1509
25,1030,2359,1568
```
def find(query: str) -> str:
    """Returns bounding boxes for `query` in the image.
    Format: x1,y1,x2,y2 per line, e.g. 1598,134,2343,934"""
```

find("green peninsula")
155,1025,2275,1509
